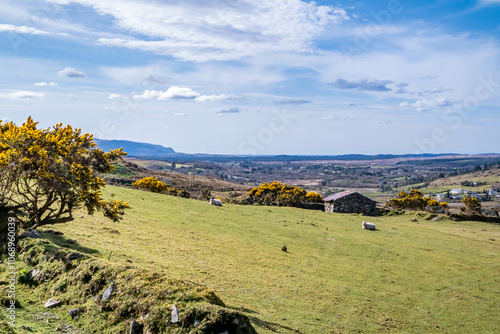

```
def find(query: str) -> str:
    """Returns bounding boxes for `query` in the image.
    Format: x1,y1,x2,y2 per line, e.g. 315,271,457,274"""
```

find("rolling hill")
6,185,500,333
94,139,175,156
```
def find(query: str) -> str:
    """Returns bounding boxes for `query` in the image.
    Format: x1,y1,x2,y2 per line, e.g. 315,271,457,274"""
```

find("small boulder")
20,230,42,239
44,298,61,308
130,320,143,334
102,284,116,301
171,305,179,323
31,269,44,282
31,269,40,279
69,308,79,319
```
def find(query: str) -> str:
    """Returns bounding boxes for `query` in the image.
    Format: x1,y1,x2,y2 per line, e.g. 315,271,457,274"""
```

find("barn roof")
323,191,376,203
323,191,353,202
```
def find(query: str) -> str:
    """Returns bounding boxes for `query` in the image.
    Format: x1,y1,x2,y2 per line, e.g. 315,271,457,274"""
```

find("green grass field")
397,168,500,195
108,163,137,177
17,185,498,333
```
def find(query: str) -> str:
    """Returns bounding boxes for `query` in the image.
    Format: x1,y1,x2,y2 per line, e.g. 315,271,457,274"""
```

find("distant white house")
450,188,463,195
489,189,498,196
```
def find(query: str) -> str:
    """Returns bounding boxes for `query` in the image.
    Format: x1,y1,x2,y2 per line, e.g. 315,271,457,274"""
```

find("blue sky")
0,0,499,155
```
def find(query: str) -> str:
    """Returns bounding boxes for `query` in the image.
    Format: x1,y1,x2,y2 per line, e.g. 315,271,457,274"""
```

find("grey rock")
31,269,44,282
27,230,42,238
102,284,116,301
20,230,42,239
31,269,40,279
171,305,179,323
44,298,61,308
130,320,143,334
69,308,79,319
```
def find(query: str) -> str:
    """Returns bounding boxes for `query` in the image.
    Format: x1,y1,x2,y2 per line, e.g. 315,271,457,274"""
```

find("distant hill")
94,138,499,163
94,139,175,156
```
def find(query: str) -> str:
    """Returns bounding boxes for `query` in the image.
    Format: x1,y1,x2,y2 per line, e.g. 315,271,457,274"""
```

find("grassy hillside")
10,185,500,333
1,237,255,333
414,168,500,194
106,159,250,194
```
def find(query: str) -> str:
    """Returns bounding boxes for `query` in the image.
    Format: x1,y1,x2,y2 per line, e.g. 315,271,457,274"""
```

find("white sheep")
362,221,376,230
209,197,223,207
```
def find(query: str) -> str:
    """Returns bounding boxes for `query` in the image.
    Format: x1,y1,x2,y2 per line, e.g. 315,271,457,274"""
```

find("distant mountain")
94,139,175,156
93,139,499,163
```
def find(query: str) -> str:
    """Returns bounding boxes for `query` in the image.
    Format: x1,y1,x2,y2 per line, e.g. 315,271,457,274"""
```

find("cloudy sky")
0,0,499,155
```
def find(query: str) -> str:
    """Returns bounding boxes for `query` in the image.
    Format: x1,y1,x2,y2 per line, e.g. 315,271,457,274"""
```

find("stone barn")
323,191,377,215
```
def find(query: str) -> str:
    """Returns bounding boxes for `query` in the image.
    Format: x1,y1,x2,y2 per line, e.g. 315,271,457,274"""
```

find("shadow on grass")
248,316,302,333
227,306,302,333
38,230,100,256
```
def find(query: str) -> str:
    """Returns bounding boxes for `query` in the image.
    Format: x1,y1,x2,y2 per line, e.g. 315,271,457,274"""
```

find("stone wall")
325,193,377,216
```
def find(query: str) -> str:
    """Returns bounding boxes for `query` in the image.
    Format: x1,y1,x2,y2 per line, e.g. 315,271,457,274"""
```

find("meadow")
24,185,500,333
404,168,500,195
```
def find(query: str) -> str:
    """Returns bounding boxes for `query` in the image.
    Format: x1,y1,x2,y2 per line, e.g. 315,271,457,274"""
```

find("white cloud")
132,89,162,100
194,94,239,102
174,113,186,117
215,107,246,115
47,0,348,61
273,99,312,105
57,67,87,78
0,24,50,35
399,97,453,112
329,78,393,92
321,114,362,121
0,91,45,100
109,93,122,99
133,87,200,100
34,82,57,86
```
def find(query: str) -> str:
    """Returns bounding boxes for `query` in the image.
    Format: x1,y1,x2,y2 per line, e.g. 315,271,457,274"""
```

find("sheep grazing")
209,197,223,207
362,221,376,230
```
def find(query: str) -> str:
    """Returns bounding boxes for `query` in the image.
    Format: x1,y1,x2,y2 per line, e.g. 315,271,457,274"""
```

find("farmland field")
11,185,499,333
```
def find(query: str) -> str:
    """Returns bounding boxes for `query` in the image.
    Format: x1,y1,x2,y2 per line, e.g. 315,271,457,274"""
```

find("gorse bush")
385,190,448,213
248,181,316,207
305,191,323,203
461,195,481,215
0,117,130,228
132,177,169,193
132,177,190,198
